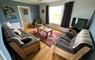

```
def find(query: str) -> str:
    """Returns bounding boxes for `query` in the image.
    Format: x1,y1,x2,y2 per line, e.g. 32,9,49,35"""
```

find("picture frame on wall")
1,5,16,19
23,9,28,15
42,10,44,13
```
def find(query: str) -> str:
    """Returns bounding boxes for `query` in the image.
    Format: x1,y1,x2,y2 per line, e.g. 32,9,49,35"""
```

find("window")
49,5,64,25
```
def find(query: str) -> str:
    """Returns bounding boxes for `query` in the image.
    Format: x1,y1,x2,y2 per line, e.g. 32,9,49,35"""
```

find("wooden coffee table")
37,26,53,38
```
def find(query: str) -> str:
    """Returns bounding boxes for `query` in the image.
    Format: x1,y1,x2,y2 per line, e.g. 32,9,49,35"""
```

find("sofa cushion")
7,36,24,46
13,29,21,36
73,29,93,49
66,31,76,38
56,37,76,54
69,37,76,48
2,22,12,29
21,37,32,44
60,34,72,42
2,26,16,39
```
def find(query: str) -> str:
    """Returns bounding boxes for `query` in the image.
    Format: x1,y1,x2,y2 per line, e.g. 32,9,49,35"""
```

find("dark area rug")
30,29,62,47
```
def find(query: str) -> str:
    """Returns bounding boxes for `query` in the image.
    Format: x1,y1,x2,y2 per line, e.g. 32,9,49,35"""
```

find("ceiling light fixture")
38,0,43,1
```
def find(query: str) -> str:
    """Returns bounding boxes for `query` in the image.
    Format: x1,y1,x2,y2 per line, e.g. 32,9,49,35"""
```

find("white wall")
70,0,95,26
0,25,12,60
39,0,95,27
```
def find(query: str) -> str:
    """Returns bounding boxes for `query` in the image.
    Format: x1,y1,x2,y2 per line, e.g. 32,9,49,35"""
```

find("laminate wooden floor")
20,42,66,60
17,27,66,60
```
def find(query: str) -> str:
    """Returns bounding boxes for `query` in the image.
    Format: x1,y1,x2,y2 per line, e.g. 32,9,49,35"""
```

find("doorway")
18,6,32,30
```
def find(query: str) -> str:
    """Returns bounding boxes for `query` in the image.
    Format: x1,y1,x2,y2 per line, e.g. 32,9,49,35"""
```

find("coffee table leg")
50,30,52,36
37,28,40,35
37,28,39,33
37,28,38,33
45,32,49,38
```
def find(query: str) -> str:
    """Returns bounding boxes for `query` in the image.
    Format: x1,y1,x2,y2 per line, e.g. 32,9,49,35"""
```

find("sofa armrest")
70,46,91,60
9,41,26,59
54,46,73,60
9,40,40,59
7,37,24,46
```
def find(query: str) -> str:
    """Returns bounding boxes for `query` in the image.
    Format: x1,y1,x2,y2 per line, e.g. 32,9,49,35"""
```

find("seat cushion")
60,35,72,42
21,37,32,44
3,27,17,40
13,29,21,36
66,31,76,38
56,38,76,54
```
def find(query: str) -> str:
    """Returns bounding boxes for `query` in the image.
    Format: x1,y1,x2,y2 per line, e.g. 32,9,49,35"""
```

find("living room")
0,0,95,60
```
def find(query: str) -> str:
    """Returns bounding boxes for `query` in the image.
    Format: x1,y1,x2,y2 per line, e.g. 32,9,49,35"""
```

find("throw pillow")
21,37,32,44
66,32,76,38
13,29,21,36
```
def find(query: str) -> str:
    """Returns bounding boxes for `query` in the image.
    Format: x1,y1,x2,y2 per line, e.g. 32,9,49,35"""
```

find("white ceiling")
13,0,63,5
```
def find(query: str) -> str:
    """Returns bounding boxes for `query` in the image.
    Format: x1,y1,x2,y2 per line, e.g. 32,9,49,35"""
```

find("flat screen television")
71,17,88,30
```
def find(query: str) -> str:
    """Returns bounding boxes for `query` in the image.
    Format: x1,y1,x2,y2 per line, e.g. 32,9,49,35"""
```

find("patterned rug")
30,29,62,47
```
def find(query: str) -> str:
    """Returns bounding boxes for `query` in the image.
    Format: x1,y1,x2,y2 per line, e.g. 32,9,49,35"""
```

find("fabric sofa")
2,22,40,59
54,29,94,60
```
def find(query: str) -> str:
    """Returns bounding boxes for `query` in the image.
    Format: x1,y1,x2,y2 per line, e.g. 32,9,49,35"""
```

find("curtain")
86,10,95,29
46,5,49,24
61,1,74,28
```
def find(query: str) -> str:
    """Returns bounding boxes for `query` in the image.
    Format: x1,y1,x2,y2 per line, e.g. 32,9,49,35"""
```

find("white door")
18,6,32,30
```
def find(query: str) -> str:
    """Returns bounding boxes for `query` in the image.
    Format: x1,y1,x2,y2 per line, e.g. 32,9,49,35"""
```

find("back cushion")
2,23,24,45
73,29,93,49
